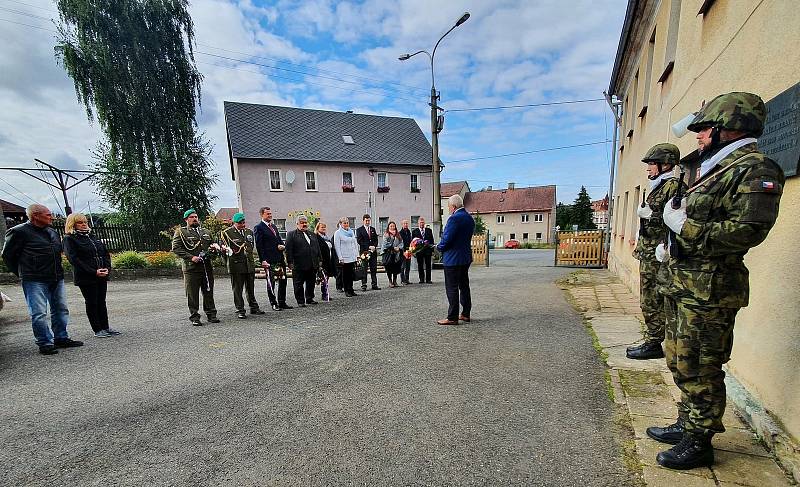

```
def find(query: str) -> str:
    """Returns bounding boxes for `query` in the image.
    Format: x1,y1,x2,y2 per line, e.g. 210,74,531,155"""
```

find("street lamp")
399,11,470,236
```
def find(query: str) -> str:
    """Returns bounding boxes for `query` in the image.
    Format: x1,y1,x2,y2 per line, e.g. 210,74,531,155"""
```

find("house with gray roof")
224,102,434,234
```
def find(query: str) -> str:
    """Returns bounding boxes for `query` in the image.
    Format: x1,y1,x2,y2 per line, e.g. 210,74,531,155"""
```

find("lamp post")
399,11,470,236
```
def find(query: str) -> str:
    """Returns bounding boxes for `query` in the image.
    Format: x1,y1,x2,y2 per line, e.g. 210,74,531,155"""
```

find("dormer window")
342,135,355,145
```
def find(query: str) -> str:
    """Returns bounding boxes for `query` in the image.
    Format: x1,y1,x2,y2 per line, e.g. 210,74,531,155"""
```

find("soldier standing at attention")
221,213,265,320
646,92,784,470
172,209,220,326
627,144,685,360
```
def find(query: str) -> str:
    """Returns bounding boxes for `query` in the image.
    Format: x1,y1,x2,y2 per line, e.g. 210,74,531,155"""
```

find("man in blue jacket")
436,194,475,325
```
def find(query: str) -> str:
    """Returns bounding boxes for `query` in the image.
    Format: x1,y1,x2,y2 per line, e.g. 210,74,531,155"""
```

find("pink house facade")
224,102,434,236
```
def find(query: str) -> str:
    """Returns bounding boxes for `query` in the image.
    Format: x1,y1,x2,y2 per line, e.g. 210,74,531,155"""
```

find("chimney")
508,182,515,190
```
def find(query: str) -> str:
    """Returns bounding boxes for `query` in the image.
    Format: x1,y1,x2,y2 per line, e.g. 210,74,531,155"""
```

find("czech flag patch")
762,181,775,190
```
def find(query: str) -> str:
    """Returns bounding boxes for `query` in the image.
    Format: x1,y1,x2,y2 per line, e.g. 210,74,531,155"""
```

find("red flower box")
377,186,390,193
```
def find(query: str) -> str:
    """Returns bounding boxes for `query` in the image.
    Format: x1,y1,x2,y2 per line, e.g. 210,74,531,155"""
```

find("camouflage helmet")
687,92,766,137
642,143,680,165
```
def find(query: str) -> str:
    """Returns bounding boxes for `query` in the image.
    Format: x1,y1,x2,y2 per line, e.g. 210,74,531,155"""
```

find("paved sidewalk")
561,269,796,487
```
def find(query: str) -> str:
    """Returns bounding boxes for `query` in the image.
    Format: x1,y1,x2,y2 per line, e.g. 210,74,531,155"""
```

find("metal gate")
554,230,605,267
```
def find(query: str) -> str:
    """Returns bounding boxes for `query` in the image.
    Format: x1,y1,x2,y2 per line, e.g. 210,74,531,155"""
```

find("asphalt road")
0,250,634,486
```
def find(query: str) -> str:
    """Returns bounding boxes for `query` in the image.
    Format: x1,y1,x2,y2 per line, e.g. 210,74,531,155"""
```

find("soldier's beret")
183,209,197,219
232,212,245,223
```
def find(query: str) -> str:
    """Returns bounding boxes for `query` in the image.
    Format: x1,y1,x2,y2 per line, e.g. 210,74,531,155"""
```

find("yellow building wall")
480,211,555,244
609,0,800,438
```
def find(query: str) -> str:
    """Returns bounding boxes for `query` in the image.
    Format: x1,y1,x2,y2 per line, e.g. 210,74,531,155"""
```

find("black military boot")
656,433,714,470
646,418,684,444
626,341,665,359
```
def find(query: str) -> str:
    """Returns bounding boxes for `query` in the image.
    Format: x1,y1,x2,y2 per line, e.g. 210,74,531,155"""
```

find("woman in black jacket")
314,221,338,301
63,213,120,338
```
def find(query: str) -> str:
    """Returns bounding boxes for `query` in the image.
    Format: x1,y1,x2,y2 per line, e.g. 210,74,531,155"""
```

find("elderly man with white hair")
2,204,83,354
436,194,475,326
284,214,322,307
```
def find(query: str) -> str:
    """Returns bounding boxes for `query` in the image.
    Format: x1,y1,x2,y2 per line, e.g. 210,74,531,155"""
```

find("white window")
379,217,389,234
342,135,355,145
342,172,353,186
510,233,516,240
410,174,419,192
536,232,542,240
522,214,530,223
534,214,543,222
496,215,505,224
377,172,388,188
305,171,317,191
411,215,420,227
347,217,356,228
268,170,282,191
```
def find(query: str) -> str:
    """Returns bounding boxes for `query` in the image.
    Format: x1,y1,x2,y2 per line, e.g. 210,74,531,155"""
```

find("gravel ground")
0,250,635,486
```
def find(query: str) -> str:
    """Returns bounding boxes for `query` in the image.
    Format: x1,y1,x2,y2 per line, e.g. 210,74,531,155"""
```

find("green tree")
473,214,487,235
572,186,597,230
555,203,573,231
56,0,216,229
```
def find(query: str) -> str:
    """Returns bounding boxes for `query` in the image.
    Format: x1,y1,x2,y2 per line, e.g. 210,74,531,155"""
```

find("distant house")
224,102,433,236
215,207,238,224
464,183,556,246
1,198,26,225
440,180,470,228
591,194,609,230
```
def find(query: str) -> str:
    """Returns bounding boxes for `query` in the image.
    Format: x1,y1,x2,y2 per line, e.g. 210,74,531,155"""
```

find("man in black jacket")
284,215,321,307
399,219,413,285
356,214,380,291
412,217,435,283
253,207,291,311
1,204,83,355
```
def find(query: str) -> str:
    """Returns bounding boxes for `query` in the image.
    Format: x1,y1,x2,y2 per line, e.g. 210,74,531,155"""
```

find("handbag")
353,260,366,280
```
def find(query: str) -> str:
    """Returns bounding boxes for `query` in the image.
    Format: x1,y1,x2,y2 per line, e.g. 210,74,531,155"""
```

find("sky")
0,0,627,216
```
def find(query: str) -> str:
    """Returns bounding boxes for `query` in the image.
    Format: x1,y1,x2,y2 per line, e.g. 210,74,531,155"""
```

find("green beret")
183,209,197,219
232,212,245,223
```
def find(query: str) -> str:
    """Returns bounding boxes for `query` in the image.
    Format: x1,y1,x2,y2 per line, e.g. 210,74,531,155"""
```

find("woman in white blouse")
333,217,359,297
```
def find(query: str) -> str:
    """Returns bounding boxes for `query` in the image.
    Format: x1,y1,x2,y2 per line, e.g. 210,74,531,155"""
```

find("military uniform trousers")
230,271,259,313
664,296,738,437
184,268,217,322
639,260,666,342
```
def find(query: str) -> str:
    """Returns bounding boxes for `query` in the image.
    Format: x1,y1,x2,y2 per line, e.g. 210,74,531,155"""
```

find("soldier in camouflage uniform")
646,92,784,470
220,212,265,319
627,143,685,360
172,209,220,326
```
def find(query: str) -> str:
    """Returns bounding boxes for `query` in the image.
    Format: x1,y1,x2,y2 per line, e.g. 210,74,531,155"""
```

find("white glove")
655,243,668,262
636,204,653,219
663,198,688,234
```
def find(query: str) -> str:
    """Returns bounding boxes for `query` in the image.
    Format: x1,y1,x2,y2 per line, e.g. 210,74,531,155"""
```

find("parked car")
504,239,521,249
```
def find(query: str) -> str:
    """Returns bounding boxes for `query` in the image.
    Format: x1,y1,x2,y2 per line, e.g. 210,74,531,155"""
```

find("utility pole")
0,159,134,216
602,92,622,266
399,12,470,237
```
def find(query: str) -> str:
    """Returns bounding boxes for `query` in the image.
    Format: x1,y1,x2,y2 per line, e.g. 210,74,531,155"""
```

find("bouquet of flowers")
404,237,433,260
359,250,372,263
199,243,230,261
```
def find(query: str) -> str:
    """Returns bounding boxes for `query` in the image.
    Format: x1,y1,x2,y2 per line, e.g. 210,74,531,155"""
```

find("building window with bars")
410,174,420,192
268,170,282,191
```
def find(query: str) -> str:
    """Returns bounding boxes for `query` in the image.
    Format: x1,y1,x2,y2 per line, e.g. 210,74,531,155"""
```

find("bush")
112,251,148,269
61,253,73,272
145,251,180,268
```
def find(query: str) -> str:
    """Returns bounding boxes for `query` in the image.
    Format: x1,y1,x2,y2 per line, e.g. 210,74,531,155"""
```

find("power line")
1,0,54,12
446,98,605,113
446,140,610,163
0,178,38,205
196,52,424,103
0,16,54,31
196,43,428,96
0,5,52,20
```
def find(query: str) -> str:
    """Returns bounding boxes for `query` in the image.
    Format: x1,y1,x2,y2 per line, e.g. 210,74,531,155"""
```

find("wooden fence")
51,224,171,252
554,230,606,267
471,232,489,266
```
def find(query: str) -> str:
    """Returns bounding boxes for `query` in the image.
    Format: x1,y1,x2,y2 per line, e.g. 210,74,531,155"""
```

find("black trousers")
78,280,109,332
341,262,355,293
266,265,288,306
444,265,471,321
361,252,378,287
292,268,316,304
416,252,432,283
335,263,344,290
401,258,411,283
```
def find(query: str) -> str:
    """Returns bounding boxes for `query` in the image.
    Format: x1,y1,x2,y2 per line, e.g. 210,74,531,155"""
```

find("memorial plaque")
760,82,800,177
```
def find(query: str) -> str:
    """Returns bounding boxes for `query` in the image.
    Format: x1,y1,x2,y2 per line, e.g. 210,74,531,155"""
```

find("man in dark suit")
436,195,475,325
411,217,435,284
253,206,291,310
356,214,380,291
284,215,321,307
399,219,413,285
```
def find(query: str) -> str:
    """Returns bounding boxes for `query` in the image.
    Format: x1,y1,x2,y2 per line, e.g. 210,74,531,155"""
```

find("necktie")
269,224,277,236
